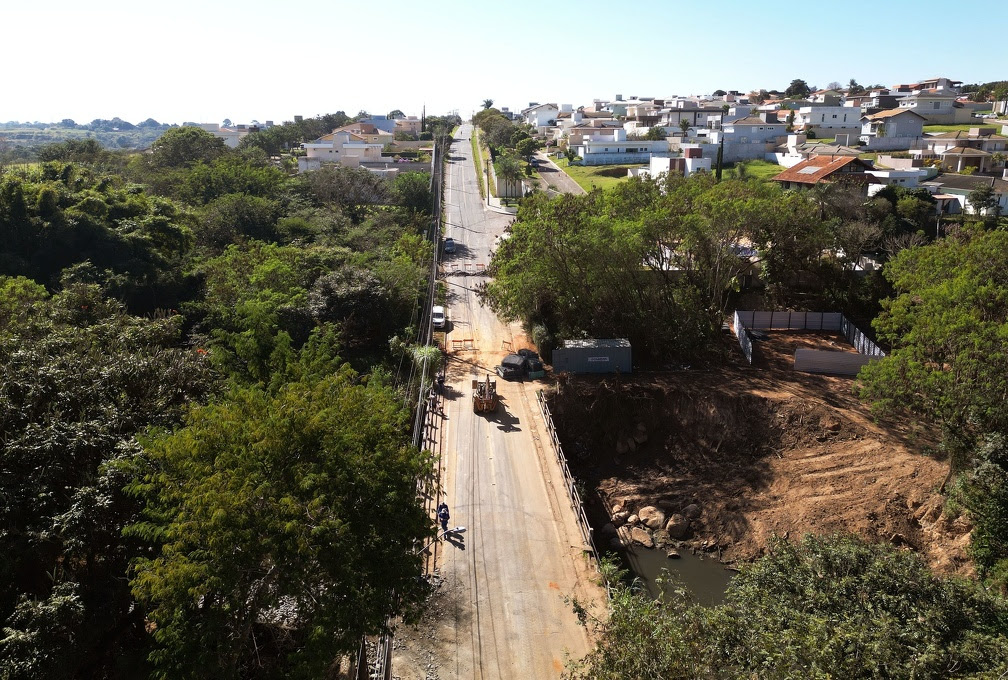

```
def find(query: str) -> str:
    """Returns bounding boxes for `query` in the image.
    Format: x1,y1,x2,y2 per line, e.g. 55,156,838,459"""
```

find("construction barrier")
733,309,885,366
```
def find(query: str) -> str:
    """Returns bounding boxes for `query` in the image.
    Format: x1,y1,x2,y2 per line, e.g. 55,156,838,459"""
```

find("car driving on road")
432,305,446,329
443,237,456,254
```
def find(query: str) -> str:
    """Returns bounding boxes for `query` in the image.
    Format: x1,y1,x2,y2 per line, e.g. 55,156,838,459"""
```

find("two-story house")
859,109,926,150
897,92,972,124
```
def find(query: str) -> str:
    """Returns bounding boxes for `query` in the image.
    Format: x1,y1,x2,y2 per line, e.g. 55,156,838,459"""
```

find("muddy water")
618,543,734,605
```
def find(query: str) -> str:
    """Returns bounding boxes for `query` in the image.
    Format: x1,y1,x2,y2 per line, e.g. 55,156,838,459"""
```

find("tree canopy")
568,535,1008,679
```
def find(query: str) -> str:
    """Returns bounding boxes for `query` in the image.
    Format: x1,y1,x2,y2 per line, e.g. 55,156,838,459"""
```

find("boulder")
626,437,637,452
683,503,701,519
612,503,624,514
612,510,631,527
629,527,653,548
665,514,691,539
627,514,640,526
638,506,666,531
616,440,628,454
609,537,623,550
657,500,677,512
666,549,681,559
599,523,619,539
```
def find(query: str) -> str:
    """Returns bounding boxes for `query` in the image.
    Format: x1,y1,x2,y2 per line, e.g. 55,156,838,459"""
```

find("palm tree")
496,154,523,198
482,99,494,110
679,118,690,138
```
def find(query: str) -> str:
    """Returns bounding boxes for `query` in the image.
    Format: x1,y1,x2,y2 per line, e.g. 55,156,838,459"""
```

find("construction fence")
732,310,886,368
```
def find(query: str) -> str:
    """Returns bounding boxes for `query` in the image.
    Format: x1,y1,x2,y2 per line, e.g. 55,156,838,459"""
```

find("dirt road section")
548,332,973,578
391,125,602,680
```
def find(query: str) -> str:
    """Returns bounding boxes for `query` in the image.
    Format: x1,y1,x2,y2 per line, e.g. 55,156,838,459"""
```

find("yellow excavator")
472,374,498,413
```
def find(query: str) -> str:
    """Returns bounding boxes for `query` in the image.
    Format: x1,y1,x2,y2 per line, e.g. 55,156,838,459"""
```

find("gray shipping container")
552,338,631,374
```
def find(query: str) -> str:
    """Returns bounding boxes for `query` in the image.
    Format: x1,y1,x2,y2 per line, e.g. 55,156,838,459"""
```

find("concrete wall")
794,349,876,376
861,135,922,151
578,151,656,166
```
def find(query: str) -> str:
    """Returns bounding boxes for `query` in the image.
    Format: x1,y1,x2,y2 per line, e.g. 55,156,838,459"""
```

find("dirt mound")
549,370,972,577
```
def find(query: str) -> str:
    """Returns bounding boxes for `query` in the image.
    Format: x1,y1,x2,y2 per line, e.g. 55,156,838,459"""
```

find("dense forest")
0,113,459,678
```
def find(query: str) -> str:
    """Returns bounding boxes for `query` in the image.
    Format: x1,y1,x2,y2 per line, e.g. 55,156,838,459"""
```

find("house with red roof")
772,155,875,191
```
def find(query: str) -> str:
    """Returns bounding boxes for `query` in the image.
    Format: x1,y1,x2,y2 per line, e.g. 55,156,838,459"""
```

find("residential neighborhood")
484,76,1008,216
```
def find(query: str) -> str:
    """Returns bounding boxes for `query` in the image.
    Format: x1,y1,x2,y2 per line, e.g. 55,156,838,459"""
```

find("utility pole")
715,104,728,182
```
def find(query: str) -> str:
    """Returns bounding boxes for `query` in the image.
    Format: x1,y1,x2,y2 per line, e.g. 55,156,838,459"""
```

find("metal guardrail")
535,391,607,580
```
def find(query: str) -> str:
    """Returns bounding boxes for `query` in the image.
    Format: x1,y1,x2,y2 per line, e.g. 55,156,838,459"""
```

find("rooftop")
772,155,870,185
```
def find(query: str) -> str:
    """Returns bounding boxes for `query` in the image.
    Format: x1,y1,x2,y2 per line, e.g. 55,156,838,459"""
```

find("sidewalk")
471,129,519,215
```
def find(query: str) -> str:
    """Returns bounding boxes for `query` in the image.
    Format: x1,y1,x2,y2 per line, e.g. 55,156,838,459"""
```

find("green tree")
968,183,999,218
858,228,1008,465
127,370,432,679
515,137,541,163
392,171,432,214
678,118,690,137
482,98,494,110
0,283,214,678
386,109,405,119
568,535,1008,679
644,126,666,141
785,78,811,98
149,126,227,169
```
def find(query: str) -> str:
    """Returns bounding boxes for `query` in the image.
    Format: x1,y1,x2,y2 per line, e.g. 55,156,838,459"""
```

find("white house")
522,103,560,128
922,173,1008,215
866,168,930,195
796,106,860,134
572,127,669,165
629,147,711,179
711,115,786,144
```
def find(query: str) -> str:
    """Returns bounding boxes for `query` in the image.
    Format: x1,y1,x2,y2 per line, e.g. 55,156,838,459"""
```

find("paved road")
533,151,586,196
397,124,600,679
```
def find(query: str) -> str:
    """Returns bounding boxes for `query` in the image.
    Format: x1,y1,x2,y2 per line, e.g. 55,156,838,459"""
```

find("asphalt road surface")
394,125,601,679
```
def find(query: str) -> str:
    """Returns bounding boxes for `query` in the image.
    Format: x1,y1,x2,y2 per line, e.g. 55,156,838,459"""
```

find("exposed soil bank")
547,365,973,578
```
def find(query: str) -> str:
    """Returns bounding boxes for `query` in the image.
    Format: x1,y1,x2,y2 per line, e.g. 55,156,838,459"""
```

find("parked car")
432,305,446,329
495,353,525,380
517,348,545,378
443,237,456,254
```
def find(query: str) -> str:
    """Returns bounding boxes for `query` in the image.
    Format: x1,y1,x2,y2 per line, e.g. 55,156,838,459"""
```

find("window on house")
832,114,837,119
933,102,940,110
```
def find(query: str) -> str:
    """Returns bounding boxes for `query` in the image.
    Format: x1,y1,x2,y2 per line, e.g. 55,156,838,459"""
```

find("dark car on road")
517,348,545,378
495,353,525,380
443,237,456,254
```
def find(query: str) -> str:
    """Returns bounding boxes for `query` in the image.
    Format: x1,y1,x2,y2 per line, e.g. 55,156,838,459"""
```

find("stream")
617,542,735,605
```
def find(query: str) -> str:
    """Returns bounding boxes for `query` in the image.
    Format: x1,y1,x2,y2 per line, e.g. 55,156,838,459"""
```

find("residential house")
197,122,266,148
395,116,422,136
773,134,860,168
809,89,843,105
628,147,711,179
772,155,875,191
714,115,787,144
571,127,669,165
858,89,902,116
918,128,1008,173
565,120,625,148
796,106,861,136
522,103,560,128
922,173,1008,215
865,168,930,196
897,92,972,124
333,122,394,146
298,129,384,172
859,109,925,150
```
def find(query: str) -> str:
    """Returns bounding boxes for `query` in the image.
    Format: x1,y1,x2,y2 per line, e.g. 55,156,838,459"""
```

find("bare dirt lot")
547,331,974,577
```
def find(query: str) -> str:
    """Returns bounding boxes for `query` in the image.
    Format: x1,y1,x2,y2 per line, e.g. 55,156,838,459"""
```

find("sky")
3,0,1006,126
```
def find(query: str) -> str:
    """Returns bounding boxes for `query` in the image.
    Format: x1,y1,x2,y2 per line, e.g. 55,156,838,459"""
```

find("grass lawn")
555,157,639,191
470,131,486,198
924,123,999,133
728,160,782,181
